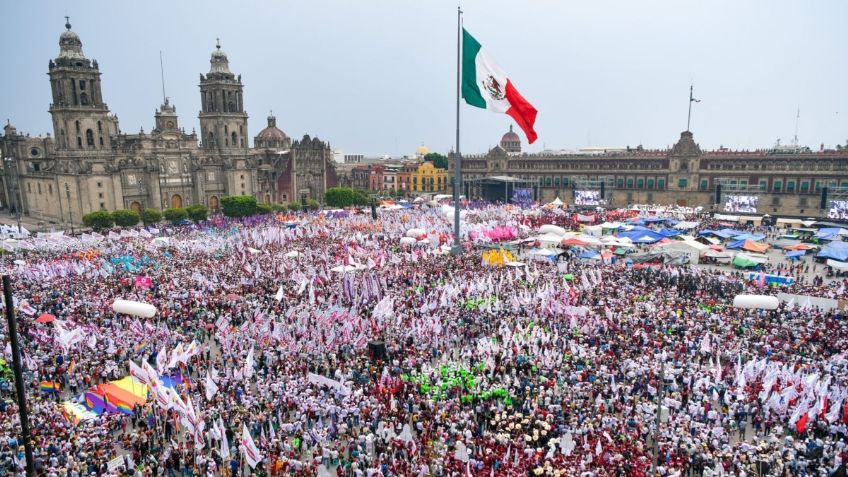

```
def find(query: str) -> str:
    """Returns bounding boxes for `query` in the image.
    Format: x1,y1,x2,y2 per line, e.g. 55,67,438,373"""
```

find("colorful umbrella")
36,313,55,323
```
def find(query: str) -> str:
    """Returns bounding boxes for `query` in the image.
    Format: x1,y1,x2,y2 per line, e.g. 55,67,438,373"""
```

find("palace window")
657,179,665,190
626,178,633,188
772,180,782,192
636,178,644,189
800,181,809,192
786,181,795,192
647,179,654,189
700,179,709,191
678,178,687,189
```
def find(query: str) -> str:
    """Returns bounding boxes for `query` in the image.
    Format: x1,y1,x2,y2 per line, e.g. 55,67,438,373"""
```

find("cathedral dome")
254,114,289,149
416,144,429,156
501,125,520,144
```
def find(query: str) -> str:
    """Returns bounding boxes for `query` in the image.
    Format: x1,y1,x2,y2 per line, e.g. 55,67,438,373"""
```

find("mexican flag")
462,28,538,144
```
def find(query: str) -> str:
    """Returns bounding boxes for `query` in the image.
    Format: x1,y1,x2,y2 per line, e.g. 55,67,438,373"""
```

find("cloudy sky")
4,0,847,156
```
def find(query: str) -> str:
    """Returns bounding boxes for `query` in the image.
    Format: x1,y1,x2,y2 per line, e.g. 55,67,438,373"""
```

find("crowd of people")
0,204,846,476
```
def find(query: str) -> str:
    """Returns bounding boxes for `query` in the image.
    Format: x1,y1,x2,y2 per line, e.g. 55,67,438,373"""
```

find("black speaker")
370,198,377,220
820,187,828,209
714,184,722,204
600,181,606,199
367,341,387,361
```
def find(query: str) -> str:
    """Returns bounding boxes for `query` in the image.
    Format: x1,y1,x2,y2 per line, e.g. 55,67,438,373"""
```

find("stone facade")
449,128,848,217
0,20,337,225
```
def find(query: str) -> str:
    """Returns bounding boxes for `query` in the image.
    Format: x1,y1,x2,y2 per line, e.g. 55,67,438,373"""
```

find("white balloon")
112,299,157,318
732,294,779,310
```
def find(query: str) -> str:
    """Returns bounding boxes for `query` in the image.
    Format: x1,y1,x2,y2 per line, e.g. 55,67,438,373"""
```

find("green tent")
614,247,627,255
732,255,758,268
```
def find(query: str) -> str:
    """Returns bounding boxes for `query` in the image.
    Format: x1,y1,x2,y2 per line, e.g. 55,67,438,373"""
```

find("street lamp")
300,192,307,214
3,157,22,235
65,183,74,236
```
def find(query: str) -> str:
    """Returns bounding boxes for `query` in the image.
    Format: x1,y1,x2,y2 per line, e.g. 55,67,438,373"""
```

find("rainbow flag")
39,381,60,394
135,341,147,354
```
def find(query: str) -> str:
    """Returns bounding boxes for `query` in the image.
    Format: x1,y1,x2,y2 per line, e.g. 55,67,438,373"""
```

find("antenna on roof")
793,107,800,147
159,51,167,105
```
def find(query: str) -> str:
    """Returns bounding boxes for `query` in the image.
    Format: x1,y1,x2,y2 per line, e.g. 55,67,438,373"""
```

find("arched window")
99,137,104,146
80,93,89,105
86,129,95,146
208,131,214,146
77,137,82,148
231,132,237,147
97,121,102,133
75,120,80,133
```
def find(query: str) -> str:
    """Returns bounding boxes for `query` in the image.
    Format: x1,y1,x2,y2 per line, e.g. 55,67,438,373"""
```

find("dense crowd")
0,204,846,477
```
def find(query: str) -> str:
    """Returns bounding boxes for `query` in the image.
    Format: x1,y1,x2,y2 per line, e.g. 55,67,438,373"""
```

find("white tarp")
827,259,848,271
307,373,351,396
777,293,841,312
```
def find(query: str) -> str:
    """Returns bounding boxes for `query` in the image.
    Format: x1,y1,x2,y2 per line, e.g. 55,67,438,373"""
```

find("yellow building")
411,161,448,193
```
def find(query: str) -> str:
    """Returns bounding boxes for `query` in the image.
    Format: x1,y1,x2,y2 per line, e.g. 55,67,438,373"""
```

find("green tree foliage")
186,204,209,222
220,195,258,217
325,187,358,208
353,190,371,205
164,207,188,223
112,209,140,227
424,152,449,170
255,203,273,214
306,199,320,211
142,208,162,224
82,211,114,230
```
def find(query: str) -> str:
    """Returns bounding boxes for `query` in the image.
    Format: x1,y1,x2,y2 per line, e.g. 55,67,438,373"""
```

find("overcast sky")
4,0,847,156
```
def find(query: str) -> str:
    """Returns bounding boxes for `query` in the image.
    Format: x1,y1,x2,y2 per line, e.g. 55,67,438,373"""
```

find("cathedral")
0,19,337,226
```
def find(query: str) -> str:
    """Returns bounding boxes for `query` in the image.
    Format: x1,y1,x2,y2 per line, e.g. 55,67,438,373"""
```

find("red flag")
796,413,809,434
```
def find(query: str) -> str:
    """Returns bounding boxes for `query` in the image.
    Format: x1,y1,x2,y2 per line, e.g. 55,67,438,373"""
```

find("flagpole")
686,84,693,132
451,6,463,256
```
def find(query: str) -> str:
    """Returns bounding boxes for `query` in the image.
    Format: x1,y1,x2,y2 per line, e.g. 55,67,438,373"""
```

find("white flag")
241,424,263,469
275,285,284,302
243,347,255,380
205,370,219,401
129,360,150,385
218,418,230,459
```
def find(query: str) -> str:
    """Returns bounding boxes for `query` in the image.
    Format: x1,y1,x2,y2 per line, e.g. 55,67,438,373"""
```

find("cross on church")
216,37,220,48
65,16,71,30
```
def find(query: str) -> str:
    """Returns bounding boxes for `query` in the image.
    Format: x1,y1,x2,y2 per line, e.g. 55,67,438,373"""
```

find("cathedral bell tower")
198,39,248,151
48,17,118,151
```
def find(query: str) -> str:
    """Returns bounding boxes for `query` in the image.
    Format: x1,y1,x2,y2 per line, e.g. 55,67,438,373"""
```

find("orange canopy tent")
741,240,770,253
783,243,816,251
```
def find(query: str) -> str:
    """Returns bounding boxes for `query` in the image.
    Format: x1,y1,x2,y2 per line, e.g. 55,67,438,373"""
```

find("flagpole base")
450,245,463,256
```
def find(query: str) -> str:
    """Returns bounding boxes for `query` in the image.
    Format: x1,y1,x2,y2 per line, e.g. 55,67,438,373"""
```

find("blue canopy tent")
785,250,806,260
578,249,600,259
618,230,665,244
726,239,746,250
815,228,847,241
656,229,684,237
817,241,848,261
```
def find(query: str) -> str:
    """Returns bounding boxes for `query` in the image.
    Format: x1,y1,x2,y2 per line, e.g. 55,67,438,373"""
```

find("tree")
325,187,358,208
424,152,449,170
255,203,273,214
82,211,114,230
306,199,320,211
164,207,188,223
186,204,209,222
112,209,140,227
220,195,257,217
352,190,371,206
142,208,162,224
